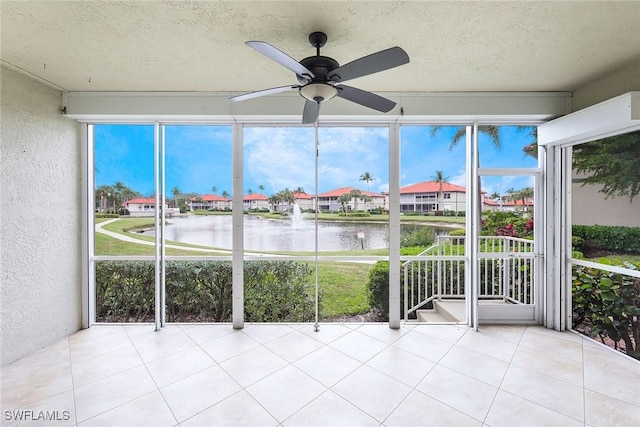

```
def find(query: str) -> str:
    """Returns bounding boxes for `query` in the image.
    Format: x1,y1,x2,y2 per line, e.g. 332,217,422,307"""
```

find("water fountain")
291,202,303,229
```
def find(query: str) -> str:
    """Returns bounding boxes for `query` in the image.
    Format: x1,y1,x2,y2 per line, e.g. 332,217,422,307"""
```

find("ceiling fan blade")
246,41,315,78
327,46,409,83
336,85,396,113
230,85,298,102
302,100,320,124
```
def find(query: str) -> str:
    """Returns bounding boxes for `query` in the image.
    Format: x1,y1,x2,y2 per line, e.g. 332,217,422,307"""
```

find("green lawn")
95,233,227,256
316,262,371,317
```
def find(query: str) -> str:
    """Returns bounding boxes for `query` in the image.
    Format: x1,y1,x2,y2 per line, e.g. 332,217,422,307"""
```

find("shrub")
95,260,317,323
338,212,370,217
572,260,640,359
400,227,435,248
481,211,533,238
572,225,640,254
95,213,119,218
366,261,405,321
449,228,466,236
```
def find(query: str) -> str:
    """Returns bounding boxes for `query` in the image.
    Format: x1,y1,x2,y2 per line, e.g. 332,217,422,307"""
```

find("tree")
430,125,501,223
211,186,217,195
490,192,501,201
221,190,230,199
520,186,534,210
293,186,305,194
247,189,254,195
171,186,181,209
359,172,374,210
573,132,640,202
337,193,351,214
431,170,449,211
258,185,265,195
349,189,362,211
96,182,140,214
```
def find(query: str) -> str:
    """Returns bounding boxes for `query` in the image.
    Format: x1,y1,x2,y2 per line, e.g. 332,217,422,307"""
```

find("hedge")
572,225,640,254
96,260,317,323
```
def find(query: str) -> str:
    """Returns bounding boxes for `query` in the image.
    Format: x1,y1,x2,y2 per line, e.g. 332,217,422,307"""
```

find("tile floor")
2,323,639,426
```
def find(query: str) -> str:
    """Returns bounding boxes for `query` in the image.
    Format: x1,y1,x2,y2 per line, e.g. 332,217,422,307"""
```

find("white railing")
403,235,535,320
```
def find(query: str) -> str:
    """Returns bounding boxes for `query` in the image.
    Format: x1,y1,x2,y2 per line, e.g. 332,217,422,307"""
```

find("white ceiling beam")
63,91,571,123
538,92,640,146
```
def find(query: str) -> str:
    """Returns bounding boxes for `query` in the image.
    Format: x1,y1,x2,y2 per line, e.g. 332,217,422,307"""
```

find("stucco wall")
572,183,640,227
572,59,640,111
1,67,82,365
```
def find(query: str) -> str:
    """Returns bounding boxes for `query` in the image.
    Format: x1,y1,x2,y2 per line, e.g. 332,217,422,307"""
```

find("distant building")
400,181,466,213
123,197,174,217
294,191,316,211
243,193,269,211
317,187,385,212
189,194,231,211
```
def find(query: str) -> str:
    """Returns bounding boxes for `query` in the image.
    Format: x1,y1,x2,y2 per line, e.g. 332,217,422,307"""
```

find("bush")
338,212,370,217
366,261,405,321
400,227,435,248
572,225,640,254
95,213,119,218
481,211,533,238
572,260,640,359
449,228,466,236
95,260,317,323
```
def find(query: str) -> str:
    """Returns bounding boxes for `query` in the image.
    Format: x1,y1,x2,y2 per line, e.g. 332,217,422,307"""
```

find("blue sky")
94,124,537,197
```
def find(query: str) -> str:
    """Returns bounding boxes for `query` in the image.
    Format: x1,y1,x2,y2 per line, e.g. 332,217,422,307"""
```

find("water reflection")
153,215,450,252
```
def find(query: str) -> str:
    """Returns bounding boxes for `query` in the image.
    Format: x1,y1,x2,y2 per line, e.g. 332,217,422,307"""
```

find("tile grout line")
379,325,472,425
479,324,527,426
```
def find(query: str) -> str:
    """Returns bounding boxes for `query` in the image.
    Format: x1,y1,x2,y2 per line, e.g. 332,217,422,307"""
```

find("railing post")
404,265,408,322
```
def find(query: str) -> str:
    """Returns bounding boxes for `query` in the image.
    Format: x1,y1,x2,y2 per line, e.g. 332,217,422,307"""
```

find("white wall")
1,67,82,365
572,59,640,111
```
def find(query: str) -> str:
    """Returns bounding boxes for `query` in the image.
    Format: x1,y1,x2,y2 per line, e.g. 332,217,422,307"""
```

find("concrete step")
416,309,450,323
434,300,466,322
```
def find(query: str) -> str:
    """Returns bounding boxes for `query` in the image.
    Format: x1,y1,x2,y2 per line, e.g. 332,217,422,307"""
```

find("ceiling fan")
230,32,410,124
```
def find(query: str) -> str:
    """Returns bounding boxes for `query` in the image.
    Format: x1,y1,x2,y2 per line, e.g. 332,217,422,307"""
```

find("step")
434,300,466,322
416,309,450,323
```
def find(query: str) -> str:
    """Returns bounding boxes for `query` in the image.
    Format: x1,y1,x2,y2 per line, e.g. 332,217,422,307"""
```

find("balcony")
2,323,638,426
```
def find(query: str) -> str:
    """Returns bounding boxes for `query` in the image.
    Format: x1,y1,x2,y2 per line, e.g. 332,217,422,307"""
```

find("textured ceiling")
1,1,639,94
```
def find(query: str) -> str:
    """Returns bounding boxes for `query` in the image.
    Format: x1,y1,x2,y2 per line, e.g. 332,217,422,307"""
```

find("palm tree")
258,184,265,195
359,172,374,210
211,186,217,195
293,186,305,194
431,170,449,212
431,125,501,224
349,189,362,212
221,190,230,199
171,186,181,209
247,189,254,195
490,192,500,201
337,193,351,214
520,186,534,210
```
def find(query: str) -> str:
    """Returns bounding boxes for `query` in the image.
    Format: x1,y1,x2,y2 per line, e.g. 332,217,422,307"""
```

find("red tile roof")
294,192,314,200
318,187,383,198
244,193,268,201
400,181,466,194
125,197,158,205
192,194,230,202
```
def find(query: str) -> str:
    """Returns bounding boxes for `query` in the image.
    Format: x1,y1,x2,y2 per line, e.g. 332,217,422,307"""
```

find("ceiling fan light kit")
230,31,409,123
299,83,337,102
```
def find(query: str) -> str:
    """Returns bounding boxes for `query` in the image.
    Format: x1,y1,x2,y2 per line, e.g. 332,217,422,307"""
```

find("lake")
151,214,452,252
